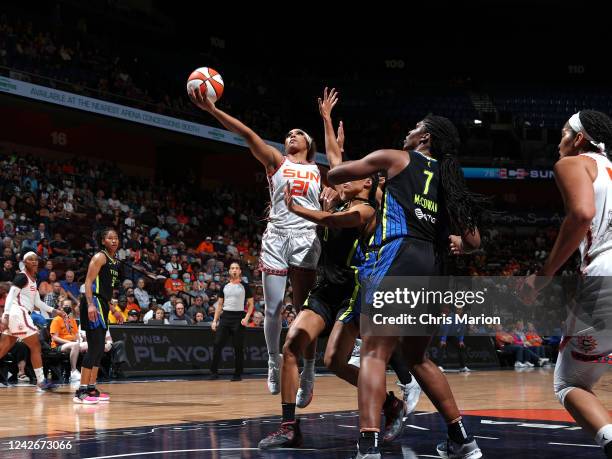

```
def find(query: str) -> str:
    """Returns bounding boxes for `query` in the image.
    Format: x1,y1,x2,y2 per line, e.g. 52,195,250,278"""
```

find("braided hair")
575,110,612,155
422,115,489,234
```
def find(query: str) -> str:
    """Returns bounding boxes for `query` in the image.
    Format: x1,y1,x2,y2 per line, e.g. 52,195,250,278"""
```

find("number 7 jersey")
267,157,321,230
379,150,446,243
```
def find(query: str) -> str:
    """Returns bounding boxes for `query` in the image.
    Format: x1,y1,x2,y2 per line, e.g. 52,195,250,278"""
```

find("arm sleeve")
2,285,19,317
35,291,56,315
218,284,226,298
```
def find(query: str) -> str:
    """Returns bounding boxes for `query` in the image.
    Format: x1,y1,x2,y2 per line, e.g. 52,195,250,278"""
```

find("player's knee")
282,336,301,361
553,371,592,406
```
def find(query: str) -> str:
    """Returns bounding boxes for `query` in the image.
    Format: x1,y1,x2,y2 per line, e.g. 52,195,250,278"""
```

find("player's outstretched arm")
188,87,283,173
328,149,403,185
318,87,343,170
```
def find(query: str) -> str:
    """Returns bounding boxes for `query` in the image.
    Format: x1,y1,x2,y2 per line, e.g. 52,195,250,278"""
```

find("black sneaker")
383,391,406,443
354,447,381,458
209,372,219,380
231,374,242,381
258,420,303,449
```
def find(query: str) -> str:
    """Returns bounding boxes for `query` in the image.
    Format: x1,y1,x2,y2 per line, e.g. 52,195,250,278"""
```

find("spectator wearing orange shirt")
50,299,85,382
125,292,141,316
525,322,548,362
196,236,214,255
164,269,184,296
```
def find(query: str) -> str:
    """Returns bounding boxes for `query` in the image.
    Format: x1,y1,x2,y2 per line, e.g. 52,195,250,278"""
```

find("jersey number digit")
607,167,612,180
423,170,434,195
290,180,310,197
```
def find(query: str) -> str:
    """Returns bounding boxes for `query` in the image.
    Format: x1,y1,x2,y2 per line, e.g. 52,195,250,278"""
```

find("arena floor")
1,368,610,458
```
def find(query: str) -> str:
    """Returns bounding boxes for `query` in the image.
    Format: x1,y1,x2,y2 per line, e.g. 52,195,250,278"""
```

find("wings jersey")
267,158,321,230
579,152,612,276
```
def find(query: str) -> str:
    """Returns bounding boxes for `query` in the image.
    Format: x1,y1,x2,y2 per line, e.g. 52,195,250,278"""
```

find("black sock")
448,418,471,444
87,384,96,391
358,431,379,453
382,391,396,409
282,403,296,423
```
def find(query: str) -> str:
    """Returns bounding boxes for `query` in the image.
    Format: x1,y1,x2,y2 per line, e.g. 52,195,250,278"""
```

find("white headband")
568,112,606,153
23,251,38,260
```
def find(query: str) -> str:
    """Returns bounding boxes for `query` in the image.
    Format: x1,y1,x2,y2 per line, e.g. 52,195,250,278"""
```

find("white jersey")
579,152,612,276
2,270,54,317
267,157,321,230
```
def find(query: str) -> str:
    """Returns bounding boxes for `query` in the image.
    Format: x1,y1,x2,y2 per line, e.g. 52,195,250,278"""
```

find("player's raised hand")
188,85,216,113
318,87,339,121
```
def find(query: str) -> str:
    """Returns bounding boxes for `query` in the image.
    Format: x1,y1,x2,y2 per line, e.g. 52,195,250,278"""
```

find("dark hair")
422,115,489,234
97,227,117,249
575,110,612,154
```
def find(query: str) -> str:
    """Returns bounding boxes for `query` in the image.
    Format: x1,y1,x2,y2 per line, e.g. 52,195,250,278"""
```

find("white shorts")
259,226,321,275
3,307,38,339
554,275,612,404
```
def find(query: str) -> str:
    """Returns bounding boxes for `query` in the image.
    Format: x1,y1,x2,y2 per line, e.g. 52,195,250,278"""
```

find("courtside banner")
359,275,611,338
0,76,331,166
110,326,327,375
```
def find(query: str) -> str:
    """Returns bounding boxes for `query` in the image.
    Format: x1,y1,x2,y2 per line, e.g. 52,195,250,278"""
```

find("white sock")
34,367,44,384
303,358,315,375
595,424,612,448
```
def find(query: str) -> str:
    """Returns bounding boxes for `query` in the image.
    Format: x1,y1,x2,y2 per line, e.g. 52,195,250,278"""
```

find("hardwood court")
1,369,611,458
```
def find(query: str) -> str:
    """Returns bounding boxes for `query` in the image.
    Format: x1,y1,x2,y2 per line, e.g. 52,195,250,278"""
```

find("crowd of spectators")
0,150,303,328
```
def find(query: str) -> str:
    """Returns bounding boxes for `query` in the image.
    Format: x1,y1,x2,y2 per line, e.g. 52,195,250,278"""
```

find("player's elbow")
567,206,595,226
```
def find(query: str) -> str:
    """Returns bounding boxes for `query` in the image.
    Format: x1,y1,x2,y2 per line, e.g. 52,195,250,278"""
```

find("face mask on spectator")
204,273,212,281
214,275,220,282
198,275,205,281
183,276,191,283
63,306,72,314
171,273,178,280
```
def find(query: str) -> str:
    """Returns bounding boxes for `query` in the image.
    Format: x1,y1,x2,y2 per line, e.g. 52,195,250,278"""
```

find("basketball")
186,67,224,102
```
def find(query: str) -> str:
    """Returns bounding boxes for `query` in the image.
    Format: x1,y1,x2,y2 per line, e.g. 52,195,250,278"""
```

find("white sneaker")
459,367,471,373
514,361,526,368
438,366,445,373
524,361,535,368
17,374,30,383
70,369,81,382
538,358,550,367
267,354,282,395
296,368,315,408
437,438,482,458
397,379,422,414
348,339,361,367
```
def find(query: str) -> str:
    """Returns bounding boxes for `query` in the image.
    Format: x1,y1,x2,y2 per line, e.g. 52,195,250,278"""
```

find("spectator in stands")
109,297,129,324
153,307,169,324
125,292,140,316
196,236,214,256
193,311,206,324
161,294,178,314
494,324,538,369
43,281,63,312
50,299,84,382
186,295,205,319
286,311,296,326
38,271,58,297
170,301,192,325
36,237,52,259
126,309,140,323
37,259,53,283
49,232,70,259
33,222,50,242
165,254,181,275
60,270,80,304
513,321,548,365
525,322,549,363
134,278,150,311
181,272,192,292
0,259,15,282
248,311,264,328
163,269,184,296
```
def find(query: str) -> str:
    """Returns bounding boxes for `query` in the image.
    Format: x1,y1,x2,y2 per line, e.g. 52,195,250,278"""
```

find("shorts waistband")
266,226,317,236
